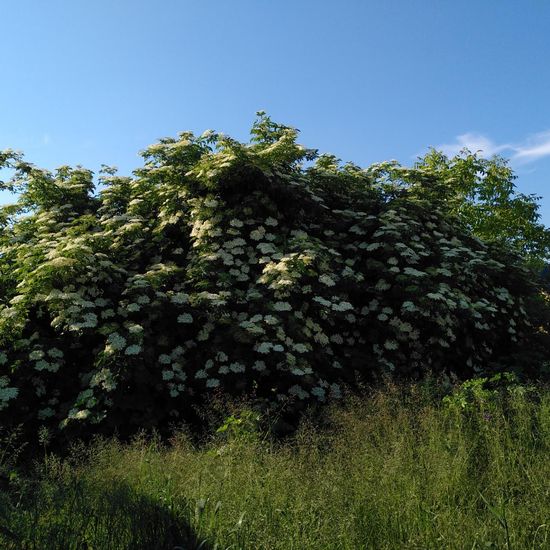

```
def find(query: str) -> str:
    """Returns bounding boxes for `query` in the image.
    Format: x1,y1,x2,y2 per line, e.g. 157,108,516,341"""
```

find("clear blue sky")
2,1,550,222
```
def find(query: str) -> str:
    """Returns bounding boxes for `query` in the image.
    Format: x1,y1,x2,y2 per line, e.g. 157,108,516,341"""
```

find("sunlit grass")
1,381,549,549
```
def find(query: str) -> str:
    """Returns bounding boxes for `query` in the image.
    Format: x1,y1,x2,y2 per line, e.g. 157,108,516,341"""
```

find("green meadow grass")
1,381,549,549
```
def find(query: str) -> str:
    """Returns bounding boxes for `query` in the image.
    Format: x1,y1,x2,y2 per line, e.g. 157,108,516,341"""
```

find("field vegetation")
1,378,549,549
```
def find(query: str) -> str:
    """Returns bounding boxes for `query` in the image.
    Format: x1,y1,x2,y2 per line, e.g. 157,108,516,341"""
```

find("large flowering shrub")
0,114,547,441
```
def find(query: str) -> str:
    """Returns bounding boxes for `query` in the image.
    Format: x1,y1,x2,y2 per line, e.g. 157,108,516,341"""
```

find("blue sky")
2,1,550,222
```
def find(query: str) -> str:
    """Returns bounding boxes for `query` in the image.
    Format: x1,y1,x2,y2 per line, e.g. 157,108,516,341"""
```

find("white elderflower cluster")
177,313,193,324
255,342,272,354
252,360,267,371
319,274,336,287
90,368,117,391
293,343,309,354
125,344,142,355
332,301,353,312
239,318,265,335
289,385,308,399
0,376,18,411
34,359,60,372
107,332,127,351
29,350,45,361
273,301,291,311
257,242,277,255
403,267,426,278
229,362,245,373
250,226,266,240
311,387,326,401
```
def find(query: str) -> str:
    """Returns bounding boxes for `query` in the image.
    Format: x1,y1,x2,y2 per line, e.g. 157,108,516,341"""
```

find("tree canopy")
414,149,550,268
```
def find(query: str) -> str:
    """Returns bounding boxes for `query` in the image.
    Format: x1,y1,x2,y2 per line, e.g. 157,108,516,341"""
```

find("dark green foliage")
0,114,548,443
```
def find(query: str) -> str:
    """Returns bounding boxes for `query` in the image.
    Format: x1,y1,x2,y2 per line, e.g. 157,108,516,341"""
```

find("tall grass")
1,381,549,549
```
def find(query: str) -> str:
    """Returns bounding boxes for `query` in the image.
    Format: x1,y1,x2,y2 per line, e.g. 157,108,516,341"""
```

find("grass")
1,380,549,549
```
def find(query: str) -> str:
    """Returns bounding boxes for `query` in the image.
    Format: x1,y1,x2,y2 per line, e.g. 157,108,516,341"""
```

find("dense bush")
0,114,548,442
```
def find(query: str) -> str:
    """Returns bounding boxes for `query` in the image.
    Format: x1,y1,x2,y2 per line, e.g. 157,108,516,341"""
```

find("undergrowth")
0,379,549,549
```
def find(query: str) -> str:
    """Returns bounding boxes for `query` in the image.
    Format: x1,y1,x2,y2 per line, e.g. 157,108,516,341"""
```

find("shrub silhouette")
0,113,547,443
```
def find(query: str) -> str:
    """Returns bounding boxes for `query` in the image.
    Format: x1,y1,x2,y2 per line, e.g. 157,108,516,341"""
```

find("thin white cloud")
512,131,550,162
438,133,512,158
434,130,550,164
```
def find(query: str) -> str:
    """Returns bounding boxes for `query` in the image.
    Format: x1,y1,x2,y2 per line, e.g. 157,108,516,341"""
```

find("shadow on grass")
0,477,213,550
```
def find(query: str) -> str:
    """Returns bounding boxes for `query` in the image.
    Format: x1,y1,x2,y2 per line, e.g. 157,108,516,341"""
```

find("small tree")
413,149,550,269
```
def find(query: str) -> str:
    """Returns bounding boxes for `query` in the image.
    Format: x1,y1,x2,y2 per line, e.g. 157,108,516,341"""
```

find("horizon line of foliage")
0,112,549,444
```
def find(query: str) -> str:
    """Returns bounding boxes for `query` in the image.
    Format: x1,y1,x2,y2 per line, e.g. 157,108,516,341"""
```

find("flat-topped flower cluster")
0,115,544,441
